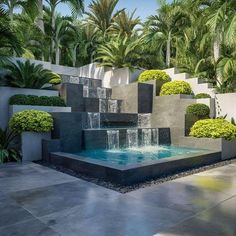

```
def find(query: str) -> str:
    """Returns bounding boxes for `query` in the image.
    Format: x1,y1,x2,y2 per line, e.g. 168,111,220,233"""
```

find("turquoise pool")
77,145,206,166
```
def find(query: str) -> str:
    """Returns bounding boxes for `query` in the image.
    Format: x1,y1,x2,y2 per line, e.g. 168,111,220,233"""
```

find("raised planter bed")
9,105,71,118
175,136,236,160
22,132,51,162
0,87,58,129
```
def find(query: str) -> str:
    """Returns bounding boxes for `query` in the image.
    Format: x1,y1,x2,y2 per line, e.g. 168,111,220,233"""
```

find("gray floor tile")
40,196,192,236
0,199,34,228
11,180,121,217
128,181,229,214
0,219,60,236
156,196,236,236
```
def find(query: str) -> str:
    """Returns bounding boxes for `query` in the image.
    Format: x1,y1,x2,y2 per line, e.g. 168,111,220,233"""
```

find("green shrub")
194,93,211,99
186,104,210,118
160,81,192,96
9,95,66,107
138,70,170,82
190,119,236,140
0,60,61,89
9,110,54,133
49,78,62,85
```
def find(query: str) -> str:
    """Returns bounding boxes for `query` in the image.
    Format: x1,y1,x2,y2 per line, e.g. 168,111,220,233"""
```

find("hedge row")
9,94,66,107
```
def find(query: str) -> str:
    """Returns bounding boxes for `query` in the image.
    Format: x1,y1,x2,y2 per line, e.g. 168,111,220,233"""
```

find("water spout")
108,100,118,113
107,130,119,149
152,129,159,145
99,99,107,113
83,86,89,97
97,87,106,99
126,129,138,148
141,129,152,146
87,113,100,129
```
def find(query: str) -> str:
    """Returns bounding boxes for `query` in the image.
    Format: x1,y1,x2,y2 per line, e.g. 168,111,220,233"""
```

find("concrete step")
61,75,102,88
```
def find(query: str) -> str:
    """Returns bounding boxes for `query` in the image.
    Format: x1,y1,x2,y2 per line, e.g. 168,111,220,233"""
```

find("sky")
57,0,160,20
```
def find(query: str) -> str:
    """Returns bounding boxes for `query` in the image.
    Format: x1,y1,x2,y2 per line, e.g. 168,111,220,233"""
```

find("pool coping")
50,150,222,185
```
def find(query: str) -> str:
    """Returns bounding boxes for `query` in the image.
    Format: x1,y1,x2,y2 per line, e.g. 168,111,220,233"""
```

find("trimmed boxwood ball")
194,93,211,99
9,110,54,133
160,80,192,96
138,70,170,82
186,103,210,118
190,119,236,140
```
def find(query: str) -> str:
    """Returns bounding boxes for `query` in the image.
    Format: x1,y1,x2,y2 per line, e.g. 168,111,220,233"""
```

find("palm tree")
111,10,141,36
44,0,84,62
146,0,191,68
0,5,22,59
86,0,123,35
0,0,37,22
96,34,143,69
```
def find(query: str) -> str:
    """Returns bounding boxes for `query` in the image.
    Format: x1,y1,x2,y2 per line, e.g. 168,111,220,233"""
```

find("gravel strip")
36,158,236,193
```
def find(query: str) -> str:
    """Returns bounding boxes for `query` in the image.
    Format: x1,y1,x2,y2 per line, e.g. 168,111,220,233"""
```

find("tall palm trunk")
36,0,45,60
166,32,171,68
213,33,221,63
49,6,56,63
55,42,60,65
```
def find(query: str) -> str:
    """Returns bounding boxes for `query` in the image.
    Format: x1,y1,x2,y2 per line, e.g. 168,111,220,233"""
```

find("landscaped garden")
0,0,236,235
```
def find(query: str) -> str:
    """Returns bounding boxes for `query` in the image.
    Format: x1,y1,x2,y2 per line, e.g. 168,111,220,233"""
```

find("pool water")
77,145,206,166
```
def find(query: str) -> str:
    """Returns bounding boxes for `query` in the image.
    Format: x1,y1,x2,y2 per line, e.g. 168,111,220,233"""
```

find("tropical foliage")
0,0,236,92
0,60,61,88
0,127,21,163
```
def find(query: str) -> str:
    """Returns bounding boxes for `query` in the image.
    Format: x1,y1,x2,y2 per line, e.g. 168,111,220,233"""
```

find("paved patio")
0,162,235,236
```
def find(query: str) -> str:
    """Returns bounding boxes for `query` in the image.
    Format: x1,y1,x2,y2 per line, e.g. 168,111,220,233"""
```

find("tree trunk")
213,34,221,63
50,7,56,63
36,0,45,33
55,43,60,65
166,33,171,68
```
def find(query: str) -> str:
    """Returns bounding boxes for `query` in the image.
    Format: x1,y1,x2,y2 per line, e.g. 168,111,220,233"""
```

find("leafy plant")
194,93,211,99
160,80,192,96
190,119,236,140
9,110,54,133
96,34,143,69
0,60,61,89
186,104,210,118
138,70,170,82
9,95,66,107
0,128,21,163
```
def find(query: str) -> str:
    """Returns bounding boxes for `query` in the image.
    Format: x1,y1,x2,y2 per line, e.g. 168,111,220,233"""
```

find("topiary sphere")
160,80,192,96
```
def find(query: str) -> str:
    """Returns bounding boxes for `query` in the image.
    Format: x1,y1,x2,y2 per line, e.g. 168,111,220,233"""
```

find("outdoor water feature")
97,87,107,99
107,130,119,149
99,99,107,113
108,100,118,113
138,114,151,128
87,113,100,129
126,129,138,148
141,129,152,146
152,129,159,145
83,86,89,97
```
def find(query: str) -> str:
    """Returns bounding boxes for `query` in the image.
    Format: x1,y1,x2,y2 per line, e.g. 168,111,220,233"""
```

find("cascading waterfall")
138,114,151,128
107,130,119,149
108,100,118,113
141,129,152,146
99,99,107,113
97,87,106,99
87,113,100,129
152,129,159,145
83,86,89,97
126,129,138,148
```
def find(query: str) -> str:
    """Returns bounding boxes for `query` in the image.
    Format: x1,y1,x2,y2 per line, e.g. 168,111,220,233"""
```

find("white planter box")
0,87,58,129
103,67,143,88
176,136,236,160
9,105,71,118
21,132,51,162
